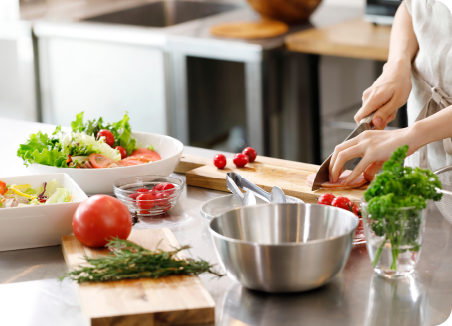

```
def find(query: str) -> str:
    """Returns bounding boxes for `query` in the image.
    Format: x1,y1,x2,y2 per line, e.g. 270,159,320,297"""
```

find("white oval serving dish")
27,132,184,195
0,173,88,251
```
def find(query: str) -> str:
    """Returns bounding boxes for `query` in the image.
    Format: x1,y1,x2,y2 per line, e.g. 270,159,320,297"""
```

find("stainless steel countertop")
1,117,452,326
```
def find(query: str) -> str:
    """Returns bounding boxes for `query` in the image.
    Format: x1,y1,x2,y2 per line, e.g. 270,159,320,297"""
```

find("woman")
329,0,452,184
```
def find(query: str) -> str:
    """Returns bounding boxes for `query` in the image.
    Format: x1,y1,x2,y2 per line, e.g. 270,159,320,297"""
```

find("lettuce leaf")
46,188,71,204
44,179,64,198
17,131,68,167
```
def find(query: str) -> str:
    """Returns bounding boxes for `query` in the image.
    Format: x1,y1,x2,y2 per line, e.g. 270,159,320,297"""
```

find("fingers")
344,158,372,185
355,86,393,124
363,161,384,182
329,137,360,181
371,99,399,129
329,144,363,183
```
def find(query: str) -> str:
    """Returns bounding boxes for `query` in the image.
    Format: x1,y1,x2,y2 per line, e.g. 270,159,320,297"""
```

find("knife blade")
311,113,375,191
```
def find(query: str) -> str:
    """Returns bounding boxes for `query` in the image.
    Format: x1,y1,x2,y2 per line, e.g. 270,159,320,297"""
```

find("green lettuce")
72,112,137,155
46,188,71,204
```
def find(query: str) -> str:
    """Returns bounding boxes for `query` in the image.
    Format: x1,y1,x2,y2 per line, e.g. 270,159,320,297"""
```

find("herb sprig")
61,238,223,283
364,145,442,269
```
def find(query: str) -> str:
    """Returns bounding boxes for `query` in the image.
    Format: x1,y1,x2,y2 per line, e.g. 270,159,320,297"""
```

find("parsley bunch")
364,145,442,269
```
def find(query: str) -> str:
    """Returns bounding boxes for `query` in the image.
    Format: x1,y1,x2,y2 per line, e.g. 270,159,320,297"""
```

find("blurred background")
0,0,405,164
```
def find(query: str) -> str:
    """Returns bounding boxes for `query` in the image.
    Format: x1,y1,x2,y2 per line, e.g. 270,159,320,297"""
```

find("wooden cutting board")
62,229,215,326
174,154,366,203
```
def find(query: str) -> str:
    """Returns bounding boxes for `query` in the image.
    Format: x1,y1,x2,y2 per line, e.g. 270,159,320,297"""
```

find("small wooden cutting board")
174,154,366,203
62,229,215,326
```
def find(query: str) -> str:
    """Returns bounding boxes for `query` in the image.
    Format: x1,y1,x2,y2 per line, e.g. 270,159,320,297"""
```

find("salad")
0,179,72,208
17,112,161,169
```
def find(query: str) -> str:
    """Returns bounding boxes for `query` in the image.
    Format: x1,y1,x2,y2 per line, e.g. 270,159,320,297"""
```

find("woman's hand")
329,128,419,184
354,60,412,130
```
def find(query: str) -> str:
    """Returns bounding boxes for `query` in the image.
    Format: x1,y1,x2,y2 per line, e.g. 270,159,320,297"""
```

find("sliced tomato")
130,148,161,161
120,159,146,166
89,154,115,168
122,156,153,163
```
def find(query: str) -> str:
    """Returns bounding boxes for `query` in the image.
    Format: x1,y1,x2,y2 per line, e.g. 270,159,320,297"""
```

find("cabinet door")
39,37,167,134
0,21,37,121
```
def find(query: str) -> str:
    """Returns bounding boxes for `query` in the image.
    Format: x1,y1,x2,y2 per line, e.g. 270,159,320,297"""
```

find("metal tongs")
226,172,287,204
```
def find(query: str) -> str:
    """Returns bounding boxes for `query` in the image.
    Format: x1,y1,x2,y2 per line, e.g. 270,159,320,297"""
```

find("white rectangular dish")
27,132,183,195
0,173,87,251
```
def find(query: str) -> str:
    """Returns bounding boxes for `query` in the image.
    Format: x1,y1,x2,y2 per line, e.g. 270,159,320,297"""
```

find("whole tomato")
242,147,257,163
233,153,248,168
213,154,227,169
72,195,132,247
114,146,127,159
155,192,170,207
97,129,115,147
331,196,353,212
137,193,156,210
351,203,360,216
318,193,335,206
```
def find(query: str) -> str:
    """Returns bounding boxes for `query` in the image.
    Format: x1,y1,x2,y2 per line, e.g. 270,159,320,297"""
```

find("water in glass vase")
367,237,421,277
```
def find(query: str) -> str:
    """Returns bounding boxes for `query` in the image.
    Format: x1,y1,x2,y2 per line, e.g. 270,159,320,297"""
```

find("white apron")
404,0,452,171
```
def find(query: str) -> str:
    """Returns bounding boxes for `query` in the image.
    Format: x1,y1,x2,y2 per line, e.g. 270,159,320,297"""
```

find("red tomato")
140,210,150,215
136,188,150,193
137,193,155,210
0,181,6,195
120,159,145,166
213,154,227,169
351,204,360,216
128,193,139,200
97,129,115,147
114,146,127,159
332,196,354,212
233,153,248,168
153,182,174,192
242,147,257,163
155,192,170,206
72,195,132,248
89,153,114,168
318,193,335,206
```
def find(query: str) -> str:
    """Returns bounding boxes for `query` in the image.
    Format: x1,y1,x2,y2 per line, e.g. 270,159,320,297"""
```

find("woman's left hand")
329,128,418,184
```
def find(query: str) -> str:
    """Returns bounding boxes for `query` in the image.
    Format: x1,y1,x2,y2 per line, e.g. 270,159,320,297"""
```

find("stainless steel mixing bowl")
209,203,358,293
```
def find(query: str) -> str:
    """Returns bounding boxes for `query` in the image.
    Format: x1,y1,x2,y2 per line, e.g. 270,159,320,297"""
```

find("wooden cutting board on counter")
174,154,366,203
62,229,215,326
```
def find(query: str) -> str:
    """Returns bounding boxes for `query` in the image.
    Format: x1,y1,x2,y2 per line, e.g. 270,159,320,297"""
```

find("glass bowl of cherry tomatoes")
114,176,185,216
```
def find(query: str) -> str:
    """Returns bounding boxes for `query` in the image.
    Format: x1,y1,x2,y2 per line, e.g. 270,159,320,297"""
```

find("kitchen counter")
2,117,452,325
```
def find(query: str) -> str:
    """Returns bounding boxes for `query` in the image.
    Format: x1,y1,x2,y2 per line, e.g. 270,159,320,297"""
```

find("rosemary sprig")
61,238,223,283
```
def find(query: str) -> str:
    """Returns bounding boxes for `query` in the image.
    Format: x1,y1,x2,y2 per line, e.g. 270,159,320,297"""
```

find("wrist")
405,121,428,154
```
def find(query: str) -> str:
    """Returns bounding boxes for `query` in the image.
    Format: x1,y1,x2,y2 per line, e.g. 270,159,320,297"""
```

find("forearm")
408,105,452,152
386,3,419,68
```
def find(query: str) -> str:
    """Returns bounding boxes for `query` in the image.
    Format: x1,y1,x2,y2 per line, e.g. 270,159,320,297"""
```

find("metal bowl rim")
209,203,358,247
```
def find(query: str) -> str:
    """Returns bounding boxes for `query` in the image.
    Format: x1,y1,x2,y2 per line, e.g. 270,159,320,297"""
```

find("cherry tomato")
0,181,6,195
318,193,335,206
242,147,257,163
136,188,150,193
72,195,132,248
89,153,114,168
233,153,248,168
155,192,170,206
351,204,360,216
128,193,139,200
137,193,155,210
114,146,127,159
97,129,115,147
213,154,227,169
140,210,150,215
153,182,175,194
332,196,354,212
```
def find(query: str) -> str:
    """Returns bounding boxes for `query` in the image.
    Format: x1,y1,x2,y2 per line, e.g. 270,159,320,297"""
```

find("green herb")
71,112,138,155
364,145,442,269
60,238,223,283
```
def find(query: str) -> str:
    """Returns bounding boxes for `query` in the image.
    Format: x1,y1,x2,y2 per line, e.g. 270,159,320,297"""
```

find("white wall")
322,0,365,8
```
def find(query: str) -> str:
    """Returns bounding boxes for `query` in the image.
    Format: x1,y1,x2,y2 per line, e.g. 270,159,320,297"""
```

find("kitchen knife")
311,113,375,191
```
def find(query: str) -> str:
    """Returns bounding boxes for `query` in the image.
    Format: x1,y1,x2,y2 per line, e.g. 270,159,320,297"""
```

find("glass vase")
361,202,426,277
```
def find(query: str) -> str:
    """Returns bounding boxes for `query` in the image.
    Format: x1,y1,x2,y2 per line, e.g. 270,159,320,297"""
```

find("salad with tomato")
17,112,161,169
0,179,72,208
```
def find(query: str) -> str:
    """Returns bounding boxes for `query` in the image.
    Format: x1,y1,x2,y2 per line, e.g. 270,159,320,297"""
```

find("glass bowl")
114,176,184,216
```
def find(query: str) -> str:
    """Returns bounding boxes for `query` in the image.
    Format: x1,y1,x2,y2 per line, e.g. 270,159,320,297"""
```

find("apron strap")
413,78,452,168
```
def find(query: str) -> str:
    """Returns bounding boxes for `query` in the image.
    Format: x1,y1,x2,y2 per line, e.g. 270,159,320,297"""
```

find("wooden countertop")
285,18,391,61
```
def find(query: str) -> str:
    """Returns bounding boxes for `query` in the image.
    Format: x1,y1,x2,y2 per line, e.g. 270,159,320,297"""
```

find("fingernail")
373,117,382,127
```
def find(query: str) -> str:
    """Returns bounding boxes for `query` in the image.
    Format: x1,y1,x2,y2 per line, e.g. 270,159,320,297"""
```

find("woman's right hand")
354,60,412,130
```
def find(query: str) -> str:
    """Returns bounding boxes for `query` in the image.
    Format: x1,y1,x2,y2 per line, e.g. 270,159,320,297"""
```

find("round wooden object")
211,20,289,39
247,0,323,24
